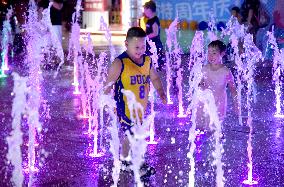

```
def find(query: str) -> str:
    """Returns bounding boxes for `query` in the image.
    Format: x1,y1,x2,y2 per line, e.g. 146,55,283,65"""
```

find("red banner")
84,0,107,11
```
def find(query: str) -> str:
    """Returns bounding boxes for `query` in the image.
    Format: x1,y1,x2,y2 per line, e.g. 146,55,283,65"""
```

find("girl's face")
125,37,146,60
208,47,224,64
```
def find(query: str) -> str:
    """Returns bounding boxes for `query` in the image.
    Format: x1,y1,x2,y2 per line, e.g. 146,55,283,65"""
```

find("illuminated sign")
84,0,107,11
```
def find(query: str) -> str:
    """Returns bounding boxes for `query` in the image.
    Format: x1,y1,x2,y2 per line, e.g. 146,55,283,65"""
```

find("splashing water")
98,93,120,186
6,73,28,187
122,89,153,186
165,18,179,104
223,18,246,124
78,57,89,119
41,2,64,78
79,33,97,119
147,38,159,69
186,31,203,187
67,0,82,95
207,9,218,42
266,27,284,117
146,39,158,143
230,34,244,124
0,8,13,77
186,30,225,186
186,31,205,102
127,114,154,187
147,83,158,144
122,89,155,187
96,52,108,149
79,47,107,156
171,23,186,117
243,34,261,116
23,1,59,185
100,16,116,62
242,33,262,185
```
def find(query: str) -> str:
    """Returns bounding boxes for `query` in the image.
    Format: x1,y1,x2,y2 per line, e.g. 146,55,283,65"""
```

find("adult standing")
50,0,63,44
240,0,260,43
273,0,284,48
38,0,63,45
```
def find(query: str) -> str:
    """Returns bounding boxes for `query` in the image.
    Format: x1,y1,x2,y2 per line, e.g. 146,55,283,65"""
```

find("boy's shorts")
118,117,134,136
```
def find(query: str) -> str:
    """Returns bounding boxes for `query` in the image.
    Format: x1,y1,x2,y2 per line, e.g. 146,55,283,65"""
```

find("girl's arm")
147,22,159,39
227,70,239,114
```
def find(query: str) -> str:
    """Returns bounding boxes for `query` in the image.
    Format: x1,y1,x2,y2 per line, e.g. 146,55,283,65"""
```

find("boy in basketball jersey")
105,27,166,182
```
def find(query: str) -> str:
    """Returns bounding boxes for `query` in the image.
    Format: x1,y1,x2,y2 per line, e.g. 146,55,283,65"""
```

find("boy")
104,27,166,180
143,0,165,71
197,40,238,130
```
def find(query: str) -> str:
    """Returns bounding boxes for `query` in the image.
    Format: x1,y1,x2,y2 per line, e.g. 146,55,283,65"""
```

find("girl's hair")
208,40,226,53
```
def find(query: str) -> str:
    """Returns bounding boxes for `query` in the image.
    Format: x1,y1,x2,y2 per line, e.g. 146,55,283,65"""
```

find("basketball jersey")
114,51,152,125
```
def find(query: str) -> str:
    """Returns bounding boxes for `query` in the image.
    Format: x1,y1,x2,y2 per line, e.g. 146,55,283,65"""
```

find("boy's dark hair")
208,40,227,53
143,1,156,12
231,6,240,13
126,27,146,40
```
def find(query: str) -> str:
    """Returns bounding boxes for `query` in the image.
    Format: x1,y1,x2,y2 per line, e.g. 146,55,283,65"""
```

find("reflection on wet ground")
0,55,283,187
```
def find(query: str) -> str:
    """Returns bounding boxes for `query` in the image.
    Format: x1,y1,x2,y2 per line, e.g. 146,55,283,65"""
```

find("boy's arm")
150,67,166,104
104,58,122,94
147,22,159,39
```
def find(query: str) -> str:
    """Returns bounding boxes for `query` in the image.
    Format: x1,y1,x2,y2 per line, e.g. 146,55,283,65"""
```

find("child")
143,0,165,71
231,6,242,24
104,27,166,180
197,40,238,130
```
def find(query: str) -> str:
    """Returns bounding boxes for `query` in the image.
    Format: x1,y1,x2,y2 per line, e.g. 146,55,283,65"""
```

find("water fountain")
242,33,262,185
165,18,179,105
207,9,218,42
100,16,116,62
67,0,82,95
6,73,28,187
186,31,205,186
98,93,120,186
146,38,158,144
186,29,226,186
121,89,153,187
0,8,13,78
222,16,246,124
266,27,284,118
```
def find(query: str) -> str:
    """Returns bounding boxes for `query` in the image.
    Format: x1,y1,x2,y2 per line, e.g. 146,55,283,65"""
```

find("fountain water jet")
0,8,13,77
6,73,28,187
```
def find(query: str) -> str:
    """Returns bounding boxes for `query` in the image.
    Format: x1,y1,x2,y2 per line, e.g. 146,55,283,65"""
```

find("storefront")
82,0,149,32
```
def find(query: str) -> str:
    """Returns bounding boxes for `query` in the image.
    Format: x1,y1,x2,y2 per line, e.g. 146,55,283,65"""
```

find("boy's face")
208,47,224,64
125,37,146,59
143,8,152,18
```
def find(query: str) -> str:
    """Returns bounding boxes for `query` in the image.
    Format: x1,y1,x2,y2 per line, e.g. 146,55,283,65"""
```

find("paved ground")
0,50,283,187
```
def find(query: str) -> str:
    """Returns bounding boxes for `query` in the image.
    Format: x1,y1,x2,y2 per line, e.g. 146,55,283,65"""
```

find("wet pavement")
0,53,284,187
